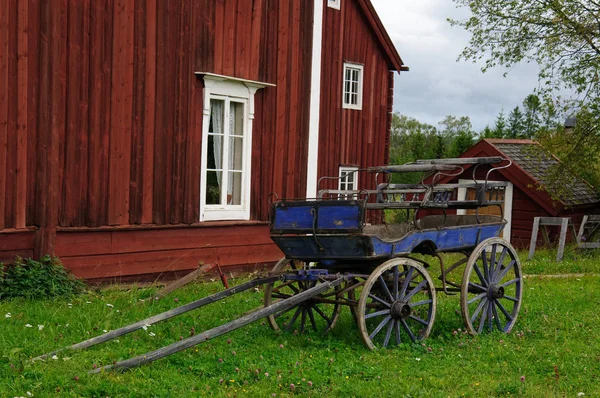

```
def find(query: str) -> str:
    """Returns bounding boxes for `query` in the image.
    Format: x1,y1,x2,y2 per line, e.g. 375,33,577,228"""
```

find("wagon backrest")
270,200,365,234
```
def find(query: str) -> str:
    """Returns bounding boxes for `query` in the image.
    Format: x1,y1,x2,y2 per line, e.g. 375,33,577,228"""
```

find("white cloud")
371,0,541,131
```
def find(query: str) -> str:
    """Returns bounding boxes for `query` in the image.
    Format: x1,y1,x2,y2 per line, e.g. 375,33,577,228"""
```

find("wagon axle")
487,284,505,300
390,300,412,320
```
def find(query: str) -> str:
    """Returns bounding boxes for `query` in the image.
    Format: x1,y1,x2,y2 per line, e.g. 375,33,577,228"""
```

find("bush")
0,256,85,300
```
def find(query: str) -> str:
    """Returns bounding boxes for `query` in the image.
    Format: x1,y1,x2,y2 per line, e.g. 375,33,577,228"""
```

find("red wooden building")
0,0,406,281
439,139,600,248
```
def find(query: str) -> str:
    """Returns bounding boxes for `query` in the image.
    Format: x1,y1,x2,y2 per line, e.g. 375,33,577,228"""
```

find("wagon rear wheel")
461,238,523,334
357,259,437,350
264,258,341,335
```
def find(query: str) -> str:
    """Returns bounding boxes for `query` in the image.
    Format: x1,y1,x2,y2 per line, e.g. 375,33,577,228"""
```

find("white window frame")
327,0,341,10
199,73,271,221
456,179,513,241
339,166,359,198
342,62,364,110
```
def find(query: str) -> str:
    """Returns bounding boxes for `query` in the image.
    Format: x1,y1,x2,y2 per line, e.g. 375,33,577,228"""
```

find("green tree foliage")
449,0,600,109
522,94,542,139
449,0,600,189
507,107,524,139
389,113,477,183
536,110,600,189
493,110,507,138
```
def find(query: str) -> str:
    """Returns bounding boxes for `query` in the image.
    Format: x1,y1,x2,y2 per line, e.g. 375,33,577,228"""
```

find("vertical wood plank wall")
0,0,313,229
318,1,392,200
0,0,395,278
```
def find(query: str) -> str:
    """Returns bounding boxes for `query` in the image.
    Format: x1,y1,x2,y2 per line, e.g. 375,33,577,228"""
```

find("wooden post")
556,217,569,261
529,217,573,262
528,217,540,260
577,215,589,245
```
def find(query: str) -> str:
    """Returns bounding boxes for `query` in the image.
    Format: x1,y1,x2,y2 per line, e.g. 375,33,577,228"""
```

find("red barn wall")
317,0,394,196
0,0,316,276
0,0,397,279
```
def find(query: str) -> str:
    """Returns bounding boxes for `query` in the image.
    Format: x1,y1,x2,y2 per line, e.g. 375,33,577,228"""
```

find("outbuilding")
439,139,600,248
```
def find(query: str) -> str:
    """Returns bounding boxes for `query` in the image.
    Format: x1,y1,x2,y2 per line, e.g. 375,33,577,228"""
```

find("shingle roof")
488,140,599,206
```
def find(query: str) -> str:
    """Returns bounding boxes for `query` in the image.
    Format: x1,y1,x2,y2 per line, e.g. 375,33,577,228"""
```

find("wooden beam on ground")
154,263,216,299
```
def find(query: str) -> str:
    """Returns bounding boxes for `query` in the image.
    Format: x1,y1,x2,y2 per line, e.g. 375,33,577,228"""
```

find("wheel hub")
488,284,505,300
390,300,411,320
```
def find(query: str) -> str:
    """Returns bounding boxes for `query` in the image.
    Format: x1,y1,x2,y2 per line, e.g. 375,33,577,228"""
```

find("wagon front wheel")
461,238,523,334
264,258,341,335
357,259,437,350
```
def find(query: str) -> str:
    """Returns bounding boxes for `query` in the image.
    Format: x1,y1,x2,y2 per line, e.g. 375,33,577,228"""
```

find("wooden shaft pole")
33,276,279,361
90,277,345,373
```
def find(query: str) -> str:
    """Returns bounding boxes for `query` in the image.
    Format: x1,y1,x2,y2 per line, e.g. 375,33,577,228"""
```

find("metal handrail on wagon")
316,157,512,226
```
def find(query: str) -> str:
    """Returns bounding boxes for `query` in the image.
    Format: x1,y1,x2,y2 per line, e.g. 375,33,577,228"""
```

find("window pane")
230,102,244,136
207,134,223,170
206,170,222,205
345,68,352,81
229,137,244,171
345,80,351,95
228,171,243,205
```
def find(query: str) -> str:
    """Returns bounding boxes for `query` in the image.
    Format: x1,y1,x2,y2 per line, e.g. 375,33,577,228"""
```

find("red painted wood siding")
55,224,282,280
0,0,313,231
317,0,393,199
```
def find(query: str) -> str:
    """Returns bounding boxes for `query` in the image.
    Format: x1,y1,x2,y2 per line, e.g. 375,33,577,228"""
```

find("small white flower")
51,355,58,360
38,325,44,331
25,324,32,328
86,301,92,304
578,393,585,397
5,312,11,318
142,325,149,331
116,310,121,313
106,303,114,308
149,332,156,337
415,358,421,361
26,393,32,397
103,330,108,333
65,323,69,327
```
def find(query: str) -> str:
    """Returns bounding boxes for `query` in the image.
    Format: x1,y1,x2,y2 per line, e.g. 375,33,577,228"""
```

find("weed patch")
0,256,85,300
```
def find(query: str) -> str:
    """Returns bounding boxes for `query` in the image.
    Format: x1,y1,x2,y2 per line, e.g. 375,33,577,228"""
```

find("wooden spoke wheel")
461,238,523,334
264,258,341,335
357,259,437,350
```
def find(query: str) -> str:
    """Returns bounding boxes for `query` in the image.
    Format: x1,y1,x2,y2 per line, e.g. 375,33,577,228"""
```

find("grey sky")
371,0,542,132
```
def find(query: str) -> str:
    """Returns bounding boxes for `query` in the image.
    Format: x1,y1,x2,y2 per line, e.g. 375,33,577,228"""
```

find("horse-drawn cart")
35,157,523,371
266,156,522,349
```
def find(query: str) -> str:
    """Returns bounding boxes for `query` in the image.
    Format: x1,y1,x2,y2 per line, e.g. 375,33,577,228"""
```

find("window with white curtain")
205,98,246,208
200,74,268,221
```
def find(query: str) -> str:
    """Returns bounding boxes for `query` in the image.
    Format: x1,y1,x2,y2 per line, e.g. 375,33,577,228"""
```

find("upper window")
327,0,341,10
200,74,269,221
342,63,363,110
339,166,358,199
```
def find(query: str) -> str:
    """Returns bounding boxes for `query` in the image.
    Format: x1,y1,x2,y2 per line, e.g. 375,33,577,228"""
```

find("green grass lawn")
1,250,599,397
